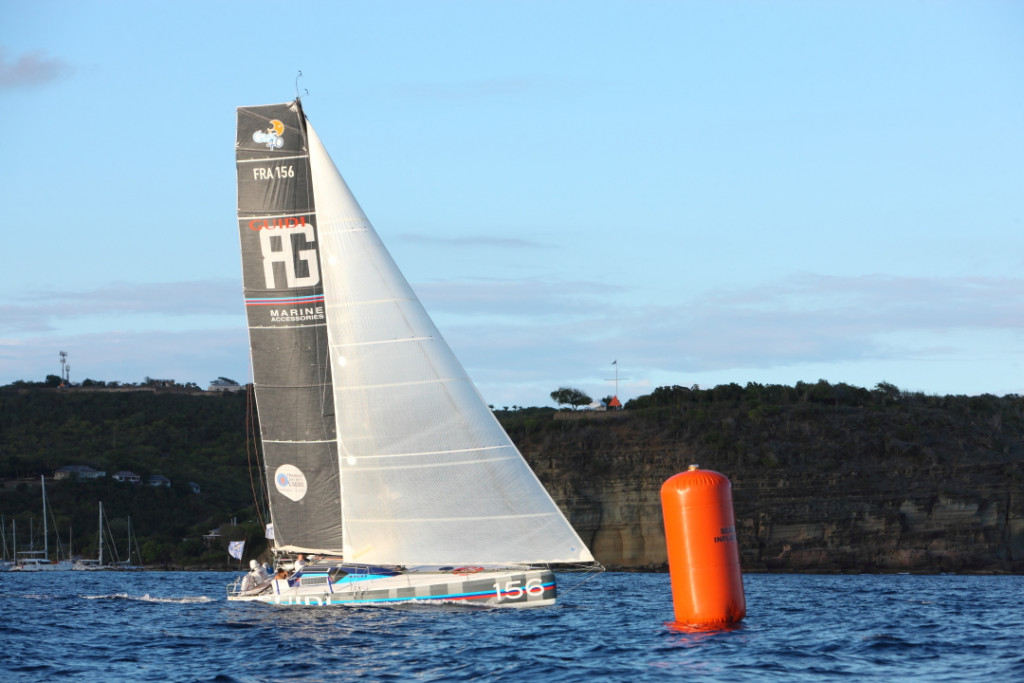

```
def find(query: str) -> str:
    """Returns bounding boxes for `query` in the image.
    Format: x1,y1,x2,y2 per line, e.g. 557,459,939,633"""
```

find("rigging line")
245,384,267,534
102,508,121,565
46,499,66,560
249,386,266,526
557,564,606,599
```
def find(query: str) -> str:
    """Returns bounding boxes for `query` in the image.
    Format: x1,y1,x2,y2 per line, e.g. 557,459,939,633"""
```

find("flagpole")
605,361,629,400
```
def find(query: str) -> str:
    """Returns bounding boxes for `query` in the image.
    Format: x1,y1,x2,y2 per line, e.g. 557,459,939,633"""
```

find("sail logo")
249,216,309,231
259,222,320,288
274,464,308,502
253,119,285,149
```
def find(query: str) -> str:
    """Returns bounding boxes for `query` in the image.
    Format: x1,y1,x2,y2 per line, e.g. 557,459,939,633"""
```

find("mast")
41,475,48,561
98,502,104,566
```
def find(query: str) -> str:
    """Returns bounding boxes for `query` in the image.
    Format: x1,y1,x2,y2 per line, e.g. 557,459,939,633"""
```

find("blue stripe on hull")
268,580,556,607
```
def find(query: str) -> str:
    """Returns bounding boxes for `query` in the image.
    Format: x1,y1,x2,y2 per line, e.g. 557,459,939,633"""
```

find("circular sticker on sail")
274,464,308,502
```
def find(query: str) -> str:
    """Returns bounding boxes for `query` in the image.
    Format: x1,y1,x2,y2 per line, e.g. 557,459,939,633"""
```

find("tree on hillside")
550,387,592,411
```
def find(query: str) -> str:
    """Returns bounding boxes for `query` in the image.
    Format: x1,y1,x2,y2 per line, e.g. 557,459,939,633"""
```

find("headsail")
305,120,594,566
235,101,342,554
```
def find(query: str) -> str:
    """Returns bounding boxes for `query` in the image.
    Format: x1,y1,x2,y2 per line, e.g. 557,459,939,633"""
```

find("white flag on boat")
228,541,245,560
265,523,274,540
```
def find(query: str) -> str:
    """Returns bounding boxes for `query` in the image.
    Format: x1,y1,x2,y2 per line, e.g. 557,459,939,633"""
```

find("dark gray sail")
235,101,342,554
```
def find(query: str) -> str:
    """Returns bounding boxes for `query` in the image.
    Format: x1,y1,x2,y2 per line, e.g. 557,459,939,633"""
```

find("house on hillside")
147,474,171,487
203,528,221,548
188,481,201,494
55,465,107,480
113,471,141,483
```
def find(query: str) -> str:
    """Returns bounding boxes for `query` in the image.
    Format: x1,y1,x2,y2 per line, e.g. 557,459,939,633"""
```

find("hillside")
0,386,262,567
1,381,1021,572
507,382,1024,573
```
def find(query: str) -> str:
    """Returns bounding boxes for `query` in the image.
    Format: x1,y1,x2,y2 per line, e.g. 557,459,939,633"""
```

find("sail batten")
346,455,519,472
352,513,560,523
334,377,459,393
238,154,309,164
346,444,509,460
330,335,433,348
263,439,336,445
249,323,326,330
326,297,419,309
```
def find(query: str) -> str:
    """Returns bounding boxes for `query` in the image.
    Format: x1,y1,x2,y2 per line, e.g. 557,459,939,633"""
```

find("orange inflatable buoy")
661,465,745,626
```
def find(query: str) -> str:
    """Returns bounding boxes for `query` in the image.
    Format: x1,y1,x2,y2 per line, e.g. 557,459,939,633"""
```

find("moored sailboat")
0,516,13,571
113,516,144,570
12,476,73,571
73,502,113,570
228,99,599,607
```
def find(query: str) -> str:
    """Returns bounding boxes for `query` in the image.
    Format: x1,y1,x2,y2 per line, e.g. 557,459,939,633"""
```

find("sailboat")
228,99,599,607
73,502,112,570
113,516,144,570
12,476,73,571
0,516,13,571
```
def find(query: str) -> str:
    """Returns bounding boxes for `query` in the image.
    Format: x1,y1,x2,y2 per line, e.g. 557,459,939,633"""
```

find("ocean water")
1,571,1021,682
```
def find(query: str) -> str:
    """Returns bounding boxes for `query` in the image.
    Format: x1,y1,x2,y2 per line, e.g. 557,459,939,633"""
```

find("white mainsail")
306,120,594,566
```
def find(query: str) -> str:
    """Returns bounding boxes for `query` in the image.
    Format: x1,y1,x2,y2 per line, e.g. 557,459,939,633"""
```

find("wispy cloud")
416,277,605,318
0,48,71,89
433,272,1024,382
1,279,240,333
3,272,1021,400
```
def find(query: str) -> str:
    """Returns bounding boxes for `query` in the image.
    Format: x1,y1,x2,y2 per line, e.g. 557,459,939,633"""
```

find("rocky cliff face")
504,400,1024,573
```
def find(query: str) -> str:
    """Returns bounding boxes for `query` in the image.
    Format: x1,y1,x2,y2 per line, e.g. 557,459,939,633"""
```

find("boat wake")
83,593,215,604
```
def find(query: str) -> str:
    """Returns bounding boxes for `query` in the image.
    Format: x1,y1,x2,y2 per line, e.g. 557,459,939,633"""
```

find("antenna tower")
59,351,70,387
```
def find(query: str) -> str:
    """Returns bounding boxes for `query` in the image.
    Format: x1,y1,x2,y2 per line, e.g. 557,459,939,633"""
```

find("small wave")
82,593,215,604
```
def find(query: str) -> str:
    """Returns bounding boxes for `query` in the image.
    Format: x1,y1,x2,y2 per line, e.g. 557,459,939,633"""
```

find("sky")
3,0,1023,408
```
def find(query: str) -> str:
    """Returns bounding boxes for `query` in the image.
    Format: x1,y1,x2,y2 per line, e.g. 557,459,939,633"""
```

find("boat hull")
228,566,557,608
11,560,74,571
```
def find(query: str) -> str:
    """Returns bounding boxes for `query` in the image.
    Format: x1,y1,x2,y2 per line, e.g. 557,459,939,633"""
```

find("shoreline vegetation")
1,378,1021,574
